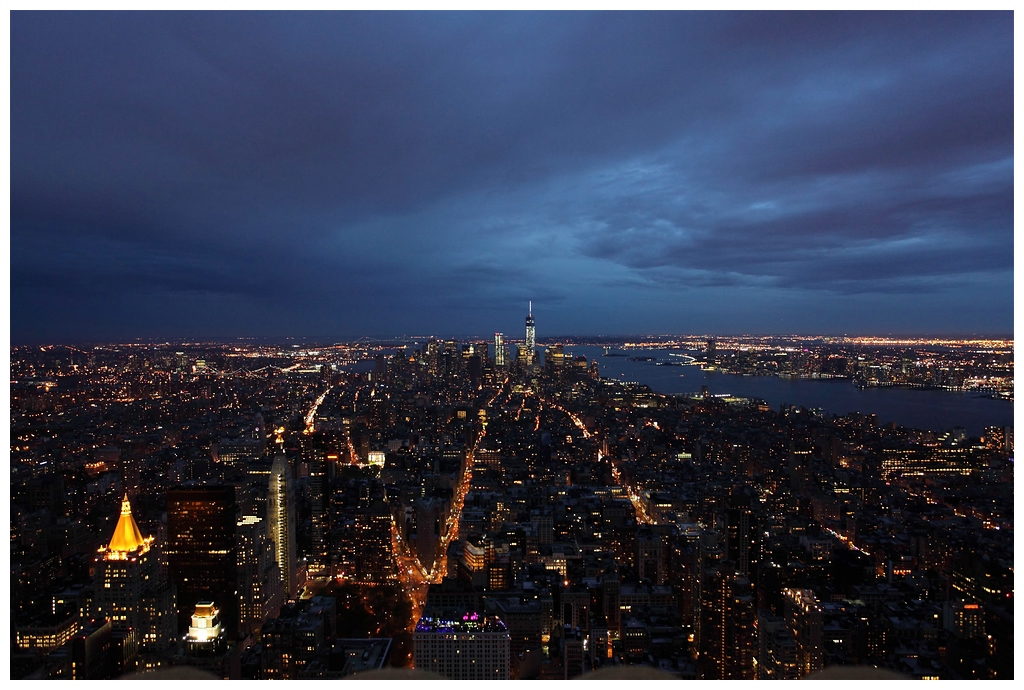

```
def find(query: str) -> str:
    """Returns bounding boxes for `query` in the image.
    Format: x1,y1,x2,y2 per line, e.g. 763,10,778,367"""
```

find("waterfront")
564,346,1013,438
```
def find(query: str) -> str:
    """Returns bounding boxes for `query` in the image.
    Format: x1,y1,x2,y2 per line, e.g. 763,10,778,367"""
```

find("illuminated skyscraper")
493,333,505,367
783,588,823,678
93,495,176,652
269,454,298,599
525,302,535,366
301,433,332,576
236,515,284,637
700,563,755,679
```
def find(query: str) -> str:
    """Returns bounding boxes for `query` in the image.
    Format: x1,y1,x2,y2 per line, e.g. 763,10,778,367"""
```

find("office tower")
269,455,298,599
186,602,226,655
260,597,323,675
92,495,176,653
700,563,755,679
544,344,564,379
725,493,758,577
525,302,536,365
475,341,489,365
179,601,237,679
468,354,482,388
783,588,823,677
692,529,721,652
706,338,716,364
945,600,986,640
413,608,510,679
166,485,239,637
493,333,505,367
415,496,444,573
443,339,459,377
516,344,531,368
217,437,265,467
354,497,394,582
424,339,441,375
236,515,284,637
636,526,666,585
756,612,799,679
46,619,113,680
302,434,332,576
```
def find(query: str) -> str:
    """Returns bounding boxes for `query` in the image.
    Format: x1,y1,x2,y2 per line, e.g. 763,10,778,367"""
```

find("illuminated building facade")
755,612,799,680
413,609,510,679
700,564,755,679
186,601,226,654
494,333,505,367
269,454,298,598
15,610,80,652
302,435,331,576
236,515,284,637
525,302,535,366
783,588,823,678
92,495,176,653
945,600,986,639
179,601,237,679
880,448,975,479
545,343,565,378
354,498,394,582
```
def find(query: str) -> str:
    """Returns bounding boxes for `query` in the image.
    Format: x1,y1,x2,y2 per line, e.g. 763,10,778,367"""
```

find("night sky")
10,11,1014,344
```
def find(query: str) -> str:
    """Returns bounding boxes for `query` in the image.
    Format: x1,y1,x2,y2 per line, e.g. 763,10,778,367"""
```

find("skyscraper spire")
107,493,147,553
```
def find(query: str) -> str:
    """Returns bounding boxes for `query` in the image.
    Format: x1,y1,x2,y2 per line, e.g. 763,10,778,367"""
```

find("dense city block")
9,330,1014,679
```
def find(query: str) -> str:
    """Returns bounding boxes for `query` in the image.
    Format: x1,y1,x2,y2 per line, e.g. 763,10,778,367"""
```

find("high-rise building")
783,588,824,678
236,515,284,637
413,608,510,679
414,497,444,573
945,600,986,640
179,601,236,679
468,354,482,388
756,612,799,679
269,455,298,599
166,485,239,637
545,344,565,378
525,302,536,366
354,498,394,582
636,527,666,585
92,495,176,653
302,434,332,576
493,333,505,367
700,563,755,679
725,493,758,577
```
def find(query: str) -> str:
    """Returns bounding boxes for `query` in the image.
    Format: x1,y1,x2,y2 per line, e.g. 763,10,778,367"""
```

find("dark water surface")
564,346,1013,437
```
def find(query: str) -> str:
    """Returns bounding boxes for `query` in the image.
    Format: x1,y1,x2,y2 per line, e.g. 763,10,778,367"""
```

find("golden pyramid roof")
107,494,147,553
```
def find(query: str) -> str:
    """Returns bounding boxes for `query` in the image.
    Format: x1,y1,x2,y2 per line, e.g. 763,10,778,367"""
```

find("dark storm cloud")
9,11,1013,342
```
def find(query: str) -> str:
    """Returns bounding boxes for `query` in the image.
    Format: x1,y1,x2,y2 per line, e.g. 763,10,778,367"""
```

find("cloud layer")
10,11,1013,342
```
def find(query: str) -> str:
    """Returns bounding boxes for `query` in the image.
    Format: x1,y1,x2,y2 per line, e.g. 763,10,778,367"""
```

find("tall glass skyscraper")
269,454,297,599
493,332,504,367
525,302,535,365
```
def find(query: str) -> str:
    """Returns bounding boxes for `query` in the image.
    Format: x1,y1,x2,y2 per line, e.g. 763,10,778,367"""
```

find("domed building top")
106,494,149,555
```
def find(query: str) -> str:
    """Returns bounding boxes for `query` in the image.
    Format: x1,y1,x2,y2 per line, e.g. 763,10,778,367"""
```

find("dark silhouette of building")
166,485,239,637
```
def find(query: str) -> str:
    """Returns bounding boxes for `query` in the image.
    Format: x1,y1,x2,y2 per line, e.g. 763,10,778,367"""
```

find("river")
562,346,1013,438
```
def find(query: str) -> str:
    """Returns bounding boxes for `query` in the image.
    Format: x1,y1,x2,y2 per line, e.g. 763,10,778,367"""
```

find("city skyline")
7,10,1015,681
10,11,1014,343
11,332,1013,679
